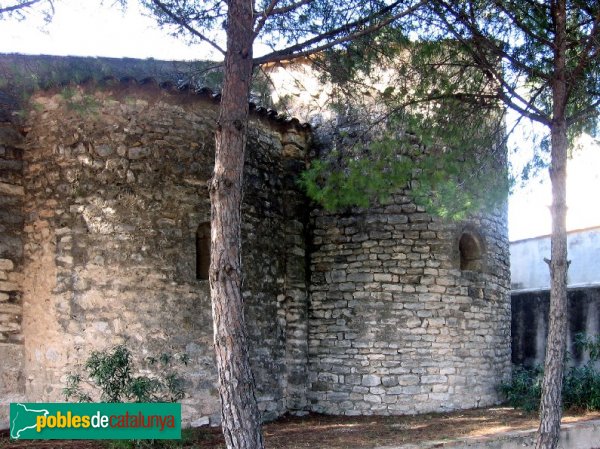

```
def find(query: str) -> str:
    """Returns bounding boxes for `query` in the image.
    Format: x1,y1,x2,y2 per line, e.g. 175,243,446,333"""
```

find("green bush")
63,345,188,403
499,365,544,411
563,364,600,410
500,333,600,412
63,345,190,449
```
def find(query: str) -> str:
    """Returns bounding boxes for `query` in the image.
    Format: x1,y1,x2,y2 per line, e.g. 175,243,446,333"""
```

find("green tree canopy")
305,3,600,449
301,38,508,219
408,4,600,448
137,0,426,63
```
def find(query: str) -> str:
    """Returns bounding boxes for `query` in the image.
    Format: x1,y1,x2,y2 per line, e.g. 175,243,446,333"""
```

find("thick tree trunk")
535,1,568,448
209,0,264,448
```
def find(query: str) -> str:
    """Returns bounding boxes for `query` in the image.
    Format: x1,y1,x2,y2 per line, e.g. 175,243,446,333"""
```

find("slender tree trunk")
209,0,264,448
535,1,568,448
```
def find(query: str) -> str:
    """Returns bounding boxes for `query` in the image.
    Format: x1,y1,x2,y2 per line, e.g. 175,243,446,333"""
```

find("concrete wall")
511,227,600,292
510,227,600,368
512,287,600,367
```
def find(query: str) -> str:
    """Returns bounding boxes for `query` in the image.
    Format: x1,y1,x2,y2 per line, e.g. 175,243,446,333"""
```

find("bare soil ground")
1,407,599,449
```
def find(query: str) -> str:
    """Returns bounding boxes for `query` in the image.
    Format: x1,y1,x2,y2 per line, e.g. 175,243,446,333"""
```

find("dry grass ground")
1,407,599,449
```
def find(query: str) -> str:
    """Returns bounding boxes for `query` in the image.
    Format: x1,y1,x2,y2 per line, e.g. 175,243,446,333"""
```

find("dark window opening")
459,232,483,271
196,222,210,280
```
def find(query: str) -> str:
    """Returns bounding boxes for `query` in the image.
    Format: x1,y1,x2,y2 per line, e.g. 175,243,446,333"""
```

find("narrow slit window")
196,222,210,280
459,232,483,271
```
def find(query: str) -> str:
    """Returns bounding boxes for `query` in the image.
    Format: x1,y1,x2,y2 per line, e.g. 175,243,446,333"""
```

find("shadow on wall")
512,287,600,367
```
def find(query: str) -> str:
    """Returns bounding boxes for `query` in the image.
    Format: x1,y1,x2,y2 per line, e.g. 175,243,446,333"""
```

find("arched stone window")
196,222,210,280
459,231,483,272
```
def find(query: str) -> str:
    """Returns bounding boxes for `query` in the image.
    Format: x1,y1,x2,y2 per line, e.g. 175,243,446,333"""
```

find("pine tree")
420,4,599,447
134,1,426,448
308,3,600,448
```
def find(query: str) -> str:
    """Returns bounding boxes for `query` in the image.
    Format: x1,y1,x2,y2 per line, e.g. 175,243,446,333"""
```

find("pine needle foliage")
302,38,509,219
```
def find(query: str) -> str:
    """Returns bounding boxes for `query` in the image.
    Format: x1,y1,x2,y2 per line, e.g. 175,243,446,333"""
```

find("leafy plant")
63,345,187,403
574,333,600,361
64,346,189,448
562,364,600,410
499,365,544,412
500,333,600,412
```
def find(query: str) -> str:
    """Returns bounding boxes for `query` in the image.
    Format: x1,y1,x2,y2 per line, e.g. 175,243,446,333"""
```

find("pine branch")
497,91,550,126
402,91,500,107
253,0,281,36
150,0,226,55
433,0,552,81
567,10,600,96
255,0,313,19
0,0,44,14
254,0,427,65
567,16,595,35
570,0,598,18
566,97,600,127
429,4,550,124
492,0,554,49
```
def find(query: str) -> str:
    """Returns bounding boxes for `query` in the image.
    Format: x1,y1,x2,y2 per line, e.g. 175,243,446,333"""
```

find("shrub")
500,333,600,412
63,345,189,448
563,364,600,410
63,345,188,403
499,365,544,412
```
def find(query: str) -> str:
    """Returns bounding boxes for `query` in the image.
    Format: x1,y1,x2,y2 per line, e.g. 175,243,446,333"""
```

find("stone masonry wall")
0,122,26,428
19,81,309,425
307,195,511,415
0,56,512,425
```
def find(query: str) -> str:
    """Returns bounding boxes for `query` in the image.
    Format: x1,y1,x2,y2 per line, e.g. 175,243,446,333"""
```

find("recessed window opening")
459,231,483,271
196,222,210,280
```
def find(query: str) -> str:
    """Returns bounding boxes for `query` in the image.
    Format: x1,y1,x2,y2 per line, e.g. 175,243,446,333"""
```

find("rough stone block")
0,259,14,271
363,394,382,403
421,375,448,384
127,147,151,159
362,374,381,387
0,281,18,292
0,182,24,197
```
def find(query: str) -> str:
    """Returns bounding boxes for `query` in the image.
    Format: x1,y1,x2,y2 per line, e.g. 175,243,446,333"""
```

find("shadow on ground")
1,407,599,449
